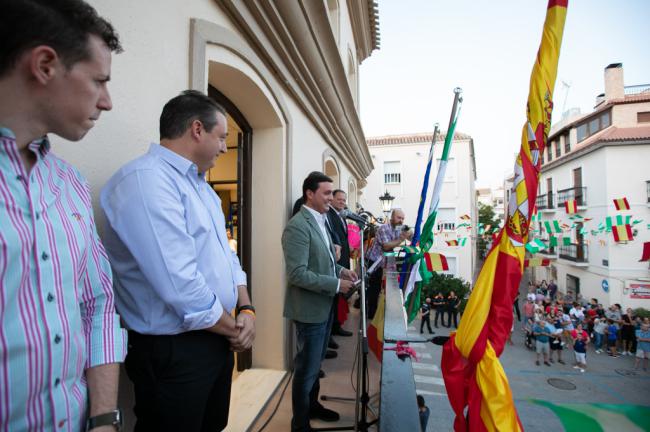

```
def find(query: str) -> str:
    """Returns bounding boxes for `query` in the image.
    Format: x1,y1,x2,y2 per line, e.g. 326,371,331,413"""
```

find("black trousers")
447,309,458,328
434,309,444,327
125,330,234,432
366,266,383,319
420,314,433,334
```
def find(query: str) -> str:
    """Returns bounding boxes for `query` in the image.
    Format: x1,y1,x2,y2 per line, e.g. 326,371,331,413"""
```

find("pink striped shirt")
0,128,127,431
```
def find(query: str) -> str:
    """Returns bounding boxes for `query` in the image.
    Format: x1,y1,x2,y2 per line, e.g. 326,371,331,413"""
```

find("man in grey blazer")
283,172,358,432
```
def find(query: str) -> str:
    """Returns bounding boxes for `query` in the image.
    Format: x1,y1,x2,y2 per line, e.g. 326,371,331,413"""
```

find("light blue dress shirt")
100,144,246,335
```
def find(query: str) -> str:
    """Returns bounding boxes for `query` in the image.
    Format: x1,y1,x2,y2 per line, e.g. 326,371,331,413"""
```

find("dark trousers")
125,330,234,432
367,266,383,319
513,299,521,321
420,314,433,334
434,309,444,327
447,310,458,328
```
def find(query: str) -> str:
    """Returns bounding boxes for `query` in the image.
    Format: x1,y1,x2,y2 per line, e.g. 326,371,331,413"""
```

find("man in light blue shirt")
101,90,254,431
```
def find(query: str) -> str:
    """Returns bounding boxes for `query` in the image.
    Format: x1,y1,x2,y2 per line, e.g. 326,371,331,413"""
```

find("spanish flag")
441,2,567,431
613,197,630,211
612,224,633,243
445,240,459,246
425,252,449,271
564,199,578,214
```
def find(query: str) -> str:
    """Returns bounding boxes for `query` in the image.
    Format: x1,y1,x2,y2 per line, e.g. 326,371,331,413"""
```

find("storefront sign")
629,283,650,299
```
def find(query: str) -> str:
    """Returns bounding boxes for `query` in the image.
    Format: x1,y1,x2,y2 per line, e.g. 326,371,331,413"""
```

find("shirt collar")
0,127,51,158
303,204,326,225
148,143,199,178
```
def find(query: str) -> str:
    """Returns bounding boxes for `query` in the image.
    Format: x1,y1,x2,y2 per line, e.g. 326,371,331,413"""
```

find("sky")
359,0,650,189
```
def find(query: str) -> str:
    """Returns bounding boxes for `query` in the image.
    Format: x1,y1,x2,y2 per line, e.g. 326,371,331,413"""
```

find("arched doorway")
324,158,340,189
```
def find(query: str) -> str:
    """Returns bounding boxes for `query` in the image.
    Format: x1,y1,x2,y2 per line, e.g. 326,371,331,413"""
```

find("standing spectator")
0,1,127,429
571,324,590,372
621,309,636,355
513,291,521,322
634,323,650,372
593,318,606,354
569,302,585,328
548,280,558,300
606,319,620,357
417,395,430,432
432,292,446,328
533,318,554,366
549,328,565,364
524,299,535,325
446,291,460,328
420,297,433,334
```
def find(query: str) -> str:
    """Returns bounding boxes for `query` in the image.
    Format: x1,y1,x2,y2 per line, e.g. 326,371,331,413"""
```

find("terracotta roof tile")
366,131,472,146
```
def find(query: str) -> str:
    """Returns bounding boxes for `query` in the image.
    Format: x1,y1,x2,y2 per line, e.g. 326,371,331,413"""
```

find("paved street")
406,321,650,431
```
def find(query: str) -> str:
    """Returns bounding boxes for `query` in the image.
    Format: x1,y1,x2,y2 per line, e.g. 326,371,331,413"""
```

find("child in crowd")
593,318,607,354
605,319,619,357
571,324,590,372
634,323,650,372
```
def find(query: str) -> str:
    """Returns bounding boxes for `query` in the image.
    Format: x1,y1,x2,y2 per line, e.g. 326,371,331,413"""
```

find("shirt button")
54,334,62,344
41,252,49,261
47,293,55,302
54,377,61,387
35,212,40,220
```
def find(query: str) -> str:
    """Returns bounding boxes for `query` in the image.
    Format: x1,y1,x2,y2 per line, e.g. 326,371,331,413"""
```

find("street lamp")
379,190,395,220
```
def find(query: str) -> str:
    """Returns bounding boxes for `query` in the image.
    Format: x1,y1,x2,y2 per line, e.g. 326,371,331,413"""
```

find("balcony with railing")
535,193,555,212
539,245,558,257
557,187,587,209
558,243,589,266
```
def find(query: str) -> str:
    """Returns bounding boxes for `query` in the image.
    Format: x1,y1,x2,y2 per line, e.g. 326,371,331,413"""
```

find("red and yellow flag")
445,240,459,246
425,252,449,271
612,224,633,242
564,199,577,214
441,2,567,431
613,197,630,211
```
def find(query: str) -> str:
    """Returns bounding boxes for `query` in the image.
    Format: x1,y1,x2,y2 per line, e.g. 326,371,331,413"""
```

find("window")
540,152,545,164
383,161,401,184
547,146,552,161
576,110,611,142
436,207,456,231
563,133,571,153
638,111,650,123
555,140,561,158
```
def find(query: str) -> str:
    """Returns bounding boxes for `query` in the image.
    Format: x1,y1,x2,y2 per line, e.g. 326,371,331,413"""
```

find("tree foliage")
478,202,501,258
421,272,472,313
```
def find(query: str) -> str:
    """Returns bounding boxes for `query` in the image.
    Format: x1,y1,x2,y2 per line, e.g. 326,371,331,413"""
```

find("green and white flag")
459,237,467,246
544,220,562,233
549,236,558,247
525,239,547,254
562,236,572,246
531,400,650,432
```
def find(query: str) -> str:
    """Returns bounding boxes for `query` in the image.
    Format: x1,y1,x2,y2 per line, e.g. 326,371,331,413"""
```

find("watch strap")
87,409,122,431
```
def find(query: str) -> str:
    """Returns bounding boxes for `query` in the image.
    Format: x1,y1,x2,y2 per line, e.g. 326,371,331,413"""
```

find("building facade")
50,1,379,429
477,186,506,221
363,132,478,283
531,63,650,309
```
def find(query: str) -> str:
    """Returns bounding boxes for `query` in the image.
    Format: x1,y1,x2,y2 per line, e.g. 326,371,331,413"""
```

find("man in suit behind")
283,172,358,432
327,190,354,337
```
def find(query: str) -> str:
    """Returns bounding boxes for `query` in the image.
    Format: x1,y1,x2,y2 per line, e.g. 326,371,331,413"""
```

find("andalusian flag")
441,2,567,431
525,238,547,254
459,237,468,246
564,199,577,214
613,197,630,211
612,224,633,242
404,92,463,323
532,400,650,431
525,258,551,267
549,236,558,247
544,220,562,233
562,236,572,246
425,252,449,271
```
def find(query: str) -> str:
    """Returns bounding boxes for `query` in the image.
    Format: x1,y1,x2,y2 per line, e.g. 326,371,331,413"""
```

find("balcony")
558,243,589,266
535,193,555,212
539,246,558,257
557,187,587,209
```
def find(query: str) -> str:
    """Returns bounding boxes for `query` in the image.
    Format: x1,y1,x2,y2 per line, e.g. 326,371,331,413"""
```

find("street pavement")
407,319,650,431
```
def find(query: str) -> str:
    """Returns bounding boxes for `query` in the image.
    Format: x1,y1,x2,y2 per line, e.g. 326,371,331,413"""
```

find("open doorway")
206,85,253,372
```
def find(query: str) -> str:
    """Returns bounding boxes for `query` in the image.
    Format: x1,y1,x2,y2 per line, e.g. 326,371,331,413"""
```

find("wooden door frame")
208,85,253,371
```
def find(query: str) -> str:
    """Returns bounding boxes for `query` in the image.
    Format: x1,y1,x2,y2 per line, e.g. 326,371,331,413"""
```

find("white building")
363,132,477,283
531,63,650,309
477,186,505,221
51,1,379,428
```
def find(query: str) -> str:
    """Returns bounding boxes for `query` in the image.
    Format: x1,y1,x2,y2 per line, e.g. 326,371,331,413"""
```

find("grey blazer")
282,206,342,323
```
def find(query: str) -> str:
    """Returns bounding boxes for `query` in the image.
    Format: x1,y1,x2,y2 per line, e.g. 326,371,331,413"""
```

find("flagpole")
412,124,440,242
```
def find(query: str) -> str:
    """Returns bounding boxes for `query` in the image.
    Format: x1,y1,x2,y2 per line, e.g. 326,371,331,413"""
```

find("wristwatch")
87,409,123,431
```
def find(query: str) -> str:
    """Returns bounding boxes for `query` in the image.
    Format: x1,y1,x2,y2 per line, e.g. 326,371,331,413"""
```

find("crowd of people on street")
521,280,650,373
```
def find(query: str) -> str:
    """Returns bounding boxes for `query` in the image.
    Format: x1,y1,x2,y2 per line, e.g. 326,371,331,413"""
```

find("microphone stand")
315,217,378,431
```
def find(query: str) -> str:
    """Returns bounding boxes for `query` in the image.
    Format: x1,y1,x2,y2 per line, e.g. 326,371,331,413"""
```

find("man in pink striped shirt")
0,1,126,431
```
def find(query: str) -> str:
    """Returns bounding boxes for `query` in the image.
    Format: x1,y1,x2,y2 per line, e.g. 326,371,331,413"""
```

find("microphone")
340,209,369,226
